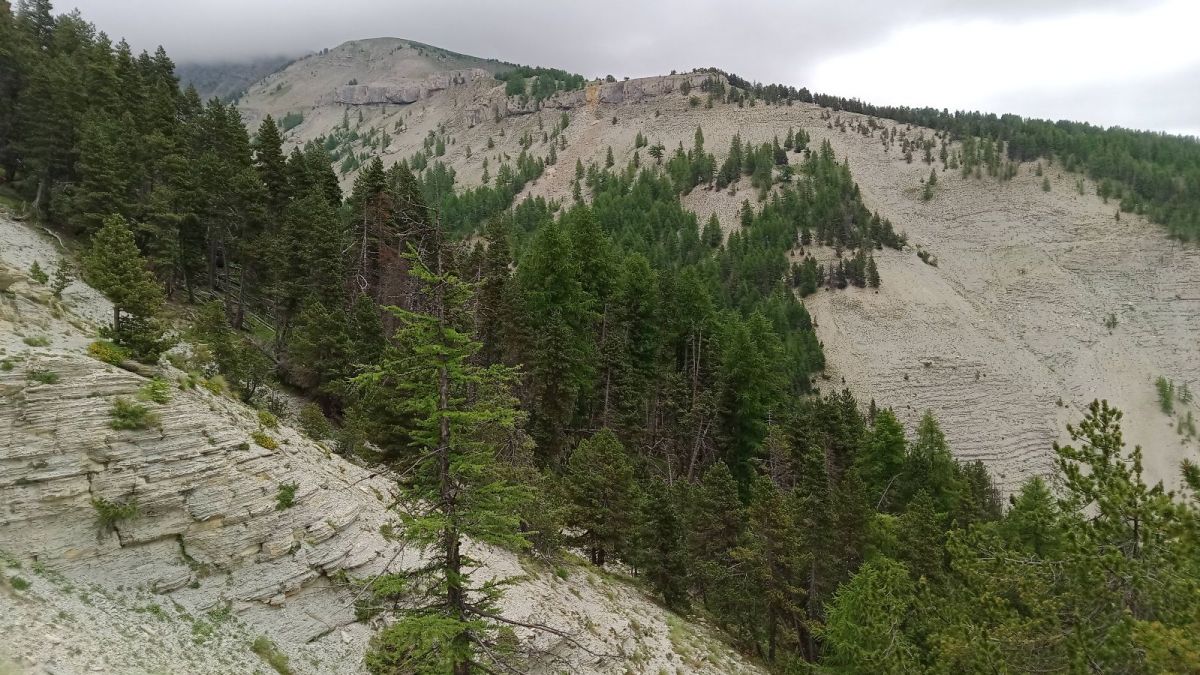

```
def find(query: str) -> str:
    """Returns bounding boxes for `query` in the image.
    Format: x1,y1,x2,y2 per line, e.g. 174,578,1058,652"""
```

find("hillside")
0,214,760,674
235,41,1199,492
5,10,1200,670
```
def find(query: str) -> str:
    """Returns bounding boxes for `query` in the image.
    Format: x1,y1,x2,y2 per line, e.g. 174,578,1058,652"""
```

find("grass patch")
252,430,279,450
251,636,293,675
8,575,31,591
22,335,50,347
92,497,139,531
27,369,59,385
257,409,279,430
1,359,13,371
88,340,128,365
275,482,298,510
110,396,160,430
137,378,172,404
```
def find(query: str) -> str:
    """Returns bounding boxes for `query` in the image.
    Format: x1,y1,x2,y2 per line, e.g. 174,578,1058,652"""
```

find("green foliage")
252,430,279,450
274,482,297,510
564,429,638,565
26,368,58,385
355,248,532,674
109,396,160,430
91,497,139,531
820,557,920,673
137,378,171,404
298,402,332,439
278,111,303,132
50,259,73,298
1156,376,1175,415
87,340,128,365
22,335,49,347
84,215,163,332
494,64,585,103
28,260,47,283
250,636,292,675
8,576,31,591
256,409,279,429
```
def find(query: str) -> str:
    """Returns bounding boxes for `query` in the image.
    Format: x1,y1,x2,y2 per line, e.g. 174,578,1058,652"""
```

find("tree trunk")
233,263,248,330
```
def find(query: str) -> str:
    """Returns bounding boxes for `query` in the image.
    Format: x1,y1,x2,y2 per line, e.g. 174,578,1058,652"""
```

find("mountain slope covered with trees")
2,1,1200,672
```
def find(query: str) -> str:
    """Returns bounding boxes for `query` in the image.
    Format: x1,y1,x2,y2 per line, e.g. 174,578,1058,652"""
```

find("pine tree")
703,213,722,247
563,429,638,566
84,214,163,332
858,408,907,509
866,256,880,288
358,248,533,675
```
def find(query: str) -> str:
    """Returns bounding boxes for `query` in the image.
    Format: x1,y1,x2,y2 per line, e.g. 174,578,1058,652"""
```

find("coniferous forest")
4,2,1200,673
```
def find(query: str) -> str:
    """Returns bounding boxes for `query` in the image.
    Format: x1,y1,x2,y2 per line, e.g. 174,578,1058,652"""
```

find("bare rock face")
592,72,716,106
459,72,723,127
331,68,491,106
0,351,402,647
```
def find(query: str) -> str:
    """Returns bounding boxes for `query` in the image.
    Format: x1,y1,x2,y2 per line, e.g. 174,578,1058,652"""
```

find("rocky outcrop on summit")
592,72,716,105
330,68,491,105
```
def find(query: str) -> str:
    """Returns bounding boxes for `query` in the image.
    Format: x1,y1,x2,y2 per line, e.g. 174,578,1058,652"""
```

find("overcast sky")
61,0,1200,136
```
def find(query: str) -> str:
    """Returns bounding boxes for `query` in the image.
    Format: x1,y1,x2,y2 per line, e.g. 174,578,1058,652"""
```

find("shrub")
28,261,48,284
9,576,30,591
298,403,332,439
251,636,292,675
201,375,227,396
101,315,174,364
22,336,50,347
137,378,172,404
88,340,129,365
0,359,13,371
252,430,279,450
257,409,279,430
27,369,59,385
275,483,298,510
92,497,139,531
110,397,160,430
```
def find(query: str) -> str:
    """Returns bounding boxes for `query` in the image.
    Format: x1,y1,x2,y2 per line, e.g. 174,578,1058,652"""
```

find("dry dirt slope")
0,215,760,675
237,40,1200,488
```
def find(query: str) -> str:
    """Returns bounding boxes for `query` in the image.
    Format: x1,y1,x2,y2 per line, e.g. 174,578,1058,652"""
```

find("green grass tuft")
137,378,172,404
27,369,59,385
257,409,279,430
251,636,293,675
92,497,139,530
110,396,160,430
275,482,298,510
